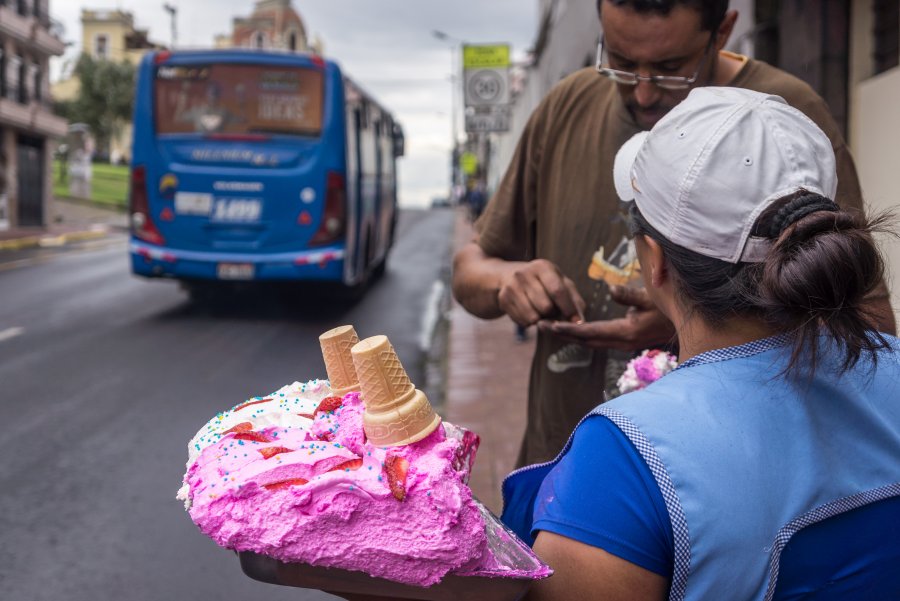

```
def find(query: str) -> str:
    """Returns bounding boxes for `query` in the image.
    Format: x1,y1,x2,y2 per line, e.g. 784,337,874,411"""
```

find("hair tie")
769,193,839,238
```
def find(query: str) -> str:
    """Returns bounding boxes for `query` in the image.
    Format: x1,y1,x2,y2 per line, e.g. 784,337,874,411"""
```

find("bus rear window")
154,64,324,136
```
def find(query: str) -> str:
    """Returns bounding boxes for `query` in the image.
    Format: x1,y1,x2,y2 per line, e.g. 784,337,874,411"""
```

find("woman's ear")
639,235,667,288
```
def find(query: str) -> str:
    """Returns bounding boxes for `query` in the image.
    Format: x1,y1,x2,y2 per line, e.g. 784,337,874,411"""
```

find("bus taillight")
130,165,165,245
309,171,346,246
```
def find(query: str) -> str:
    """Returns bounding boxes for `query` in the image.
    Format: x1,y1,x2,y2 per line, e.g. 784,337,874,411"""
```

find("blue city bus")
128,49,404,295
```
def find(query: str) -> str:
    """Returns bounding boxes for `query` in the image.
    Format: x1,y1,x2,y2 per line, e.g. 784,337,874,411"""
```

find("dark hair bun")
760,208,885,369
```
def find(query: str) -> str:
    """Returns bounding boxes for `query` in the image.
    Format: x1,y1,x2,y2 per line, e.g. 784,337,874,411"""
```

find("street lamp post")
163,3,178,49
432,30,463,197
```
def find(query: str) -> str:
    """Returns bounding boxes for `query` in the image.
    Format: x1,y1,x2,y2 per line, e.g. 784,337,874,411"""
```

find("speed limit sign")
464,68,510,106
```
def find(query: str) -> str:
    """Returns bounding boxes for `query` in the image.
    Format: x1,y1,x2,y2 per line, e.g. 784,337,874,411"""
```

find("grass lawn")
52,160,129,209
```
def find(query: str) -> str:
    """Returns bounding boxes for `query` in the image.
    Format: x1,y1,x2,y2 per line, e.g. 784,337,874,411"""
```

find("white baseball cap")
613,87,838,263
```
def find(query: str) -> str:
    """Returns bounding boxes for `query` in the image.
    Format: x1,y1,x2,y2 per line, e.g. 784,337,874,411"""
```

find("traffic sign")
464,67,510,106
465,105,511,133
462,44,510,69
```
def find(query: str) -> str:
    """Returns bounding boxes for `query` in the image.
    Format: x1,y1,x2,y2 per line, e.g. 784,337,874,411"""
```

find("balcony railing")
0,3,67,56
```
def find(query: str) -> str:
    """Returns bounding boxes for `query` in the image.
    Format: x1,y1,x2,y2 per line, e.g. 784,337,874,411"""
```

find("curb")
0,226,111,251
54,194,128,213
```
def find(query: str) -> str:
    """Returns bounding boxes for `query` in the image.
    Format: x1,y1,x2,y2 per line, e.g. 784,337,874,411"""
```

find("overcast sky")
49,1,540,208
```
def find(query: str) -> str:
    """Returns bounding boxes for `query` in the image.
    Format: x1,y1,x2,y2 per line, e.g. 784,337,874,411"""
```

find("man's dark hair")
597,0,729,32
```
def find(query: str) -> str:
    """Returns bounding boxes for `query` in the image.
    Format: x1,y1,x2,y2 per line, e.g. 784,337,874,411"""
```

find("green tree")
58,54,136,160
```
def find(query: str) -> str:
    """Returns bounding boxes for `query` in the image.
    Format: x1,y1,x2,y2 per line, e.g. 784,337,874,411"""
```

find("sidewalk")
444,210,534,514
0,197,127,251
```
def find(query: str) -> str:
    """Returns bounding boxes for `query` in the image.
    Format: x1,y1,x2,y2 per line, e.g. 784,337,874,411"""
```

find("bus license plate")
217,263,255,280
211,198,262,223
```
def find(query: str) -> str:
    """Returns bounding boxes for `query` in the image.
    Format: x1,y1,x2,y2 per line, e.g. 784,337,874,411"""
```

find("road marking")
419,280,445,352
0,327,24,343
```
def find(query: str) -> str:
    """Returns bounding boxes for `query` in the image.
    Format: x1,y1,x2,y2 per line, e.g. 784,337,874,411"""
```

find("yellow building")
51,9,164,164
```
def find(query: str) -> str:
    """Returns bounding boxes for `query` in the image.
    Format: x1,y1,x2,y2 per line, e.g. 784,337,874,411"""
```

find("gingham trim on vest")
676,334,791,370
598,408,691,601
763,482,900,601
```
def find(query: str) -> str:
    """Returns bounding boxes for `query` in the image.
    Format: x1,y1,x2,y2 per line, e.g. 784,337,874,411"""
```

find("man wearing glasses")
452,0,895,468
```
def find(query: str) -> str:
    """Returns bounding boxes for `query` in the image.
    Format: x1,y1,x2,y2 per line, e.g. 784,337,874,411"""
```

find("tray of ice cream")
178,326,551,601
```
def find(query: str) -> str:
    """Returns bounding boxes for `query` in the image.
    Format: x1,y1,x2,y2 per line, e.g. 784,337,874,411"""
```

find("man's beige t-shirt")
476,57,865,467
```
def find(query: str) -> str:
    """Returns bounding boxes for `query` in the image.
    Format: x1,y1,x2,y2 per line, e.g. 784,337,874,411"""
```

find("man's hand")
538,285,674,352
498,259,586,326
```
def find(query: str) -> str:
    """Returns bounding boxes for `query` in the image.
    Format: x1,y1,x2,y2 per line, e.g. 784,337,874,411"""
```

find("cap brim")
613,131,650,202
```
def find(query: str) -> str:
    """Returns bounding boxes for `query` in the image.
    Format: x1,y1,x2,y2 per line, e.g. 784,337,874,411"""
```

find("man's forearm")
451,242,512,319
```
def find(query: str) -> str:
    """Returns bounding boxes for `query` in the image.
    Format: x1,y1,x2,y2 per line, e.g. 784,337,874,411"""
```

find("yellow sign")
463,44,510,69
460,152,479,176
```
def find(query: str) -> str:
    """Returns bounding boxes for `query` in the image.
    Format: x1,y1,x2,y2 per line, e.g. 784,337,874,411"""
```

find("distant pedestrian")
515,323,528,343
465,179,487,223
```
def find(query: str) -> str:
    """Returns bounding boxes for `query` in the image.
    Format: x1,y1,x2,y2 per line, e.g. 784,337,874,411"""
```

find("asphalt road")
0,208,455,601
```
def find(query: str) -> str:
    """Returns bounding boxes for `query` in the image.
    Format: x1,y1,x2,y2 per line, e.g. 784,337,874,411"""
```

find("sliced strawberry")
383,455,410,501
264,477,309,491
297,413,316,420
329,458,363,472
314,396,343,416
232,431,274,443
258,446,294,459
222,421,253,435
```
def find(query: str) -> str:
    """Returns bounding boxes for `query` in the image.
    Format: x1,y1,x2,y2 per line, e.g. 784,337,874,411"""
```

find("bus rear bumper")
129,241,345,282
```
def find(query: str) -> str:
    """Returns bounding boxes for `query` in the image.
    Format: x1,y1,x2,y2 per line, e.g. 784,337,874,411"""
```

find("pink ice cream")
177,379,332,507
184,391,489,586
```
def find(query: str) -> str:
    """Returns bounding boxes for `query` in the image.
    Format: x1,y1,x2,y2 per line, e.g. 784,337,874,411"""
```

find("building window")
95,34,109,60
17,57,28,104
7,54,22,103
32,63,41,104
874,0,899,74
254,32,266,49
288,31,297,51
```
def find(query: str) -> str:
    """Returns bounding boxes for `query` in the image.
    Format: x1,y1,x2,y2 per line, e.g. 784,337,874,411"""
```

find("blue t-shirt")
528,414,900,596
531,415,674,576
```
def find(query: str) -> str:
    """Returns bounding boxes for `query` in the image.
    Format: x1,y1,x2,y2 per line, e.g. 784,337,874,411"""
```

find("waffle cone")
319,325,361,396
351,335,441,446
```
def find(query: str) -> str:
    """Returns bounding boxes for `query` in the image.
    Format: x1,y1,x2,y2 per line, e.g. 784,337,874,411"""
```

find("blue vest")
503,335,900,600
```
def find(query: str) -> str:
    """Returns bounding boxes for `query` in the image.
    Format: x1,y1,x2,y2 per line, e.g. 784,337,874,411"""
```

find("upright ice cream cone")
351,335,441,446
319,325,361,397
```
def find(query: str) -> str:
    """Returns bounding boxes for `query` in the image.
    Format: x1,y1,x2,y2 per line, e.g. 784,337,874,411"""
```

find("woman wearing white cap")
502,87,900,600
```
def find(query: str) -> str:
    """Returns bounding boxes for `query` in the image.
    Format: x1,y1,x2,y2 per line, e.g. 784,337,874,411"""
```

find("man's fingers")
498,285,542,325
562,278,587,322
519,271,559,317
610,284,654,309
501,260,583,323
546,318,624,341
535,274,583,321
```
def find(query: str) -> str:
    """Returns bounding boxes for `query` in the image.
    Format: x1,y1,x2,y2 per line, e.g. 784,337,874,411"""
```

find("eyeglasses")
595,36,713,90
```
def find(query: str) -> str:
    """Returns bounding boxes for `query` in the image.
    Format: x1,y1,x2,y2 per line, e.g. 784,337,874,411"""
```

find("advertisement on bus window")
154,64,324,136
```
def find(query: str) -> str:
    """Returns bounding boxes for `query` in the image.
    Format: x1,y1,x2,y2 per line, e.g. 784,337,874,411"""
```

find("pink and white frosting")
177,379,332,507
617,349,678,394
182,391,490,586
